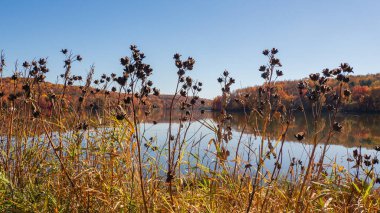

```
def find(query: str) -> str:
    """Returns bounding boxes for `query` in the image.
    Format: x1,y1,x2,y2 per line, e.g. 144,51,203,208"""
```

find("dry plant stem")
246,53,279,212
211,82,229,195
58,58,72,159
347,146,362,207
233,123,247,178
260,121,290,212
42,125,77,195
170,95,189,168
131,79,149,213
6,79,17,174
316,82,342,178
166,76,180,205
5,101,13,173
232,104,248,178
295,132,318,212
246,114,269,213
300,97,310,134
172,85,200,175
173,105,195,174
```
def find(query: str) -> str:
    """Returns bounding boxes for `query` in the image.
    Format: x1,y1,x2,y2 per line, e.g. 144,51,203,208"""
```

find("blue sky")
1,0,380,98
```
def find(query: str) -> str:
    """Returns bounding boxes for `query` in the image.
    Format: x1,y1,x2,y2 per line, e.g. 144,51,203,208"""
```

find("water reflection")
149,110,380,148
143,110,380,176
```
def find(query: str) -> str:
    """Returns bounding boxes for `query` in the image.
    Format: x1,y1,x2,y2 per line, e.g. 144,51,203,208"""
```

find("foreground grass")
0,115,379,212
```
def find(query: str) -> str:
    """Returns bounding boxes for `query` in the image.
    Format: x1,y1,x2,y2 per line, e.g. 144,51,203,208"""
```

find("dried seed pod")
333,122,343,132
295,132,305,141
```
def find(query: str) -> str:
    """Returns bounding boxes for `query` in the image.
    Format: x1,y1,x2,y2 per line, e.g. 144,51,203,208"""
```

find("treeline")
0,77,211,114
212,73,380,112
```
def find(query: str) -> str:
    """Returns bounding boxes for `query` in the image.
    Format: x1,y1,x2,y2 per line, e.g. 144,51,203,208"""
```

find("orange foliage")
213,73,380,112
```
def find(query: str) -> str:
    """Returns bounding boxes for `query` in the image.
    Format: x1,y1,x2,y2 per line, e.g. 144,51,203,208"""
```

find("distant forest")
212,73,380,113
0,77,211,113
2,73,380,114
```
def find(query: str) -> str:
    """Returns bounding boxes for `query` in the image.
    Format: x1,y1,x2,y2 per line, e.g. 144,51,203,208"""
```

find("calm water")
141,111,380,175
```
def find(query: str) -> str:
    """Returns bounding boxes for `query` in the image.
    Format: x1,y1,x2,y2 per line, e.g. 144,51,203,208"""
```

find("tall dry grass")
0,47,379,212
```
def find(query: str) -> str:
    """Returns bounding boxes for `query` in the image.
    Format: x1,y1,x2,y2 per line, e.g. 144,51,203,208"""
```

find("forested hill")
0,77,212,111
212,73,380,112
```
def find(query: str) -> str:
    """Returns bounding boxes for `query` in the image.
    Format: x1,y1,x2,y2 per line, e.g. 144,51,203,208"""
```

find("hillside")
0,77,212,113
212,73,380,112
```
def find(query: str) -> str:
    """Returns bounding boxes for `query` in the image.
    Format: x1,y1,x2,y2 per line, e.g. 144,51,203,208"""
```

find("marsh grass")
0,47,379,212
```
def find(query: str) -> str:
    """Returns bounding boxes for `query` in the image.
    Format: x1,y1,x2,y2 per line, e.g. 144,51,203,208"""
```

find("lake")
139,111,380,176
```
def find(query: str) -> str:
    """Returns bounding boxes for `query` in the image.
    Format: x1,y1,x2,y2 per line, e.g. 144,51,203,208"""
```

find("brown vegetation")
212,73,380,113
0,47,379,212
